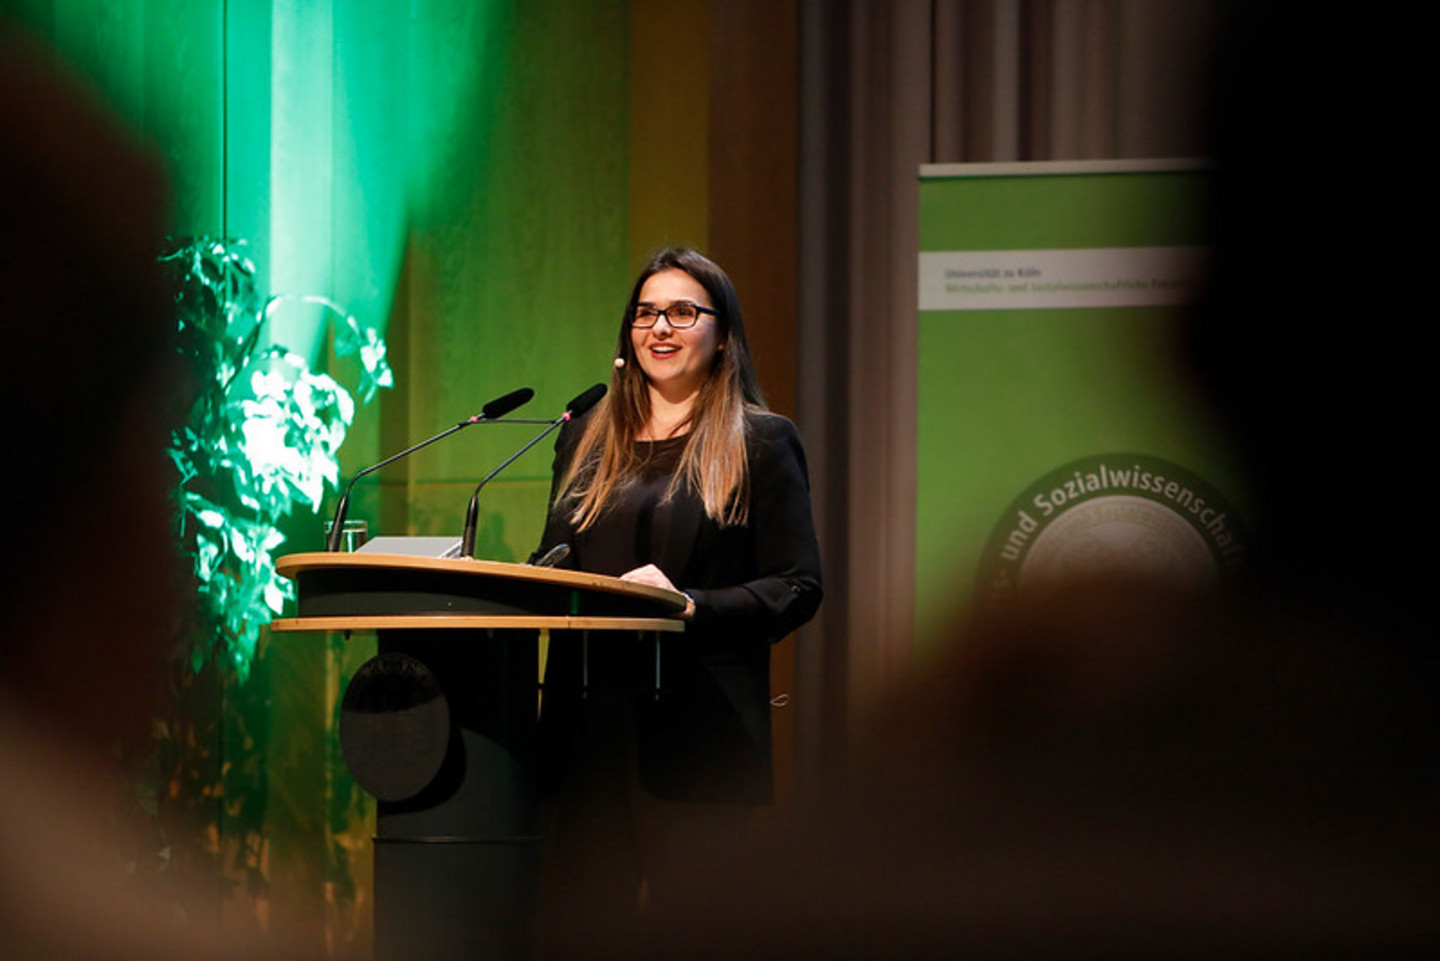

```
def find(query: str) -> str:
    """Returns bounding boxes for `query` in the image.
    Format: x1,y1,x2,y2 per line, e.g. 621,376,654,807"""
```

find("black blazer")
533,409,822,803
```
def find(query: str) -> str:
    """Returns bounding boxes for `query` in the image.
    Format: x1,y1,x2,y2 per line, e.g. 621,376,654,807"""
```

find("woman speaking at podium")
531,247,821,928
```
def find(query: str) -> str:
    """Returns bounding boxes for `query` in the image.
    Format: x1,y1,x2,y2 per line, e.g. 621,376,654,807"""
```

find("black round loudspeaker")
339,652,451,802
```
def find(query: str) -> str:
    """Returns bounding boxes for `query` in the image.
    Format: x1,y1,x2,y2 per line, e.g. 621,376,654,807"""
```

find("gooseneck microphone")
460,383,607,559
324,387,535,551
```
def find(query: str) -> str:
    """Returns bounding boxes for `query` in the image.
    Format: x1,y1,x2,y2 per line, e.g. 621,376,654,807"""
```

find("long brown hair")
560,248,765,530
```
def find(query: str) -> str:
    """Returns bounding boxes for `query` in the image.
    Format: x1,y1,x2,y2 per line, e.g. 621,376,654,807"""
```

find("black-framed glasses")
631,301,717,329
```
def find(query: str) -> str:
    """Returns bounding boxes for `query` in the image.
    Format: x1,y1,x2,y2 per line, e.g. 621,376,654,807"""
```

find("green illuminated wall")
10,0,630,553
380,0,629,559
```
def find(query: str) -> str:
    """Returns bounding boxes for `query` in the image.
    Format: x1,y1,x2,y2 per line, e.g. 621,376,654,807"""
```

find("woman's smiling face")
630,268,720,403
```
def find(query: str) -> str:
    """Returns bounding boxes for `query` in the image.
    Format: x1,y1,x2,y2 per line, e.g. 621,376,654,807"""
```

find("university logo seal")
978,454,1246,604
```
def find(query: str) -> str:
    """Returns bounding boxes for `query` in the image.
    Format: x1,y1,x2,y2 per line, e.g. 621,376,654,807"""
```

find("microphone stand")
460,383,606,559
325,389,539,551
459,419,569,559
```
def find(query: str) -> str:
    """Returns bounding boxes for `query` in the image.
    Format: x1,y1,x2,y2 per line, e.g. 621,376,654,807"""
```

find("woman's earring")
614,356,626,369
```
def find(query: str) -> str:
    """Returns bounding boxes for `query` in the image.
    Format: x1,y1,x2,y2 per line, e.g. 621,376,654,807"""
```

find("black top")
562,434,688,579
533,409,822,803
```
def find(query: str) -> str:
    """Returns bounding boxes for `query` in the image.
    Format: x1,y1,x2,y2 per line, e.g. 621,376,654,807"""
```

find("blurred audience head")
0,26,177,752
1187,2,1427,622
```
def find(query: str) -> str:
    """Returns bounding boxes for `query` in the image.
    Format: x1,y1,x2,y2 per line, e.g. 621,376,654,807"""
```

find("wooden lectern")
272,553,686,960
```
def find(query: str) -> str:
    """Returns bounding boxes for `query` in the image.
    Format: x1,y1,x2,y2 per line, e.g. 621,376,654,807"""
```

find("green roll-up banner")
916,160,1248,650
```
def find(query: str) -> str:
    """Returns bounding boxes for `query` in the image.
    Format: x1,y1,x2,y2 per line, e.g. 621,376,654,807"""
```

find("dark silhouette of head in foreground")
0,27,305,960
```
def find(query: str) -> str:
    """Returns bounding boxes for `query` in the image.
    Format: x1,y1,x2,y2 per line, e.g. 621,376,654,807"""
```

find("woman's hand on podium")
620,564,694,620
